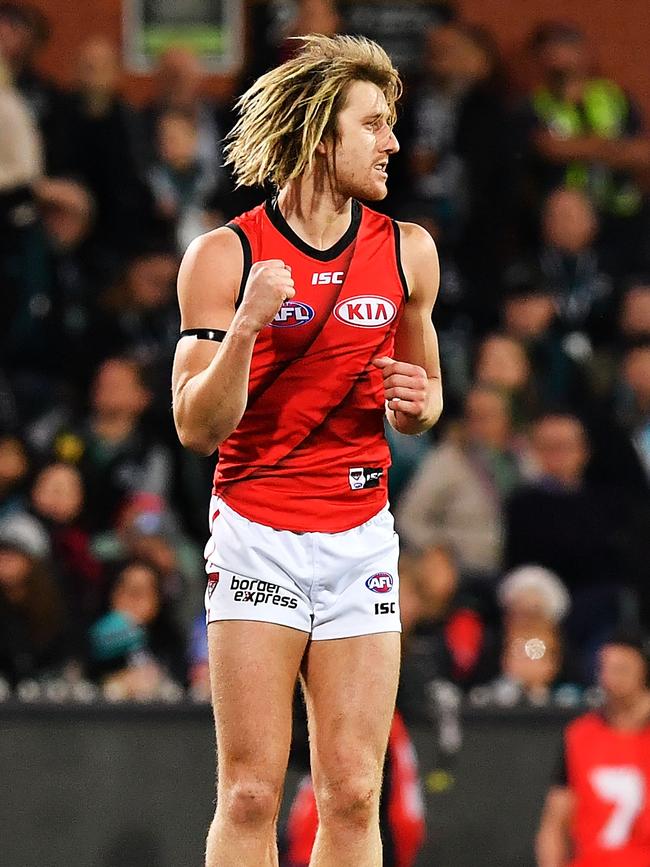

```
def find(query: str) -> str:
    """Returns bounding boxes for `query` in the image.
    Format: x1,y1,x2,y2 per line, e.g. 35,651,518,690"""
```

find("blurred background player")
537,634,650,867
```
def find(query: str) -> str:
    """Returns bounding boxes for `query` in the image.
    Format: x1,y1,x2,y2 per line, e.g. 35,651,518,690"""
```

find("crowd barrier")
0,701,576,867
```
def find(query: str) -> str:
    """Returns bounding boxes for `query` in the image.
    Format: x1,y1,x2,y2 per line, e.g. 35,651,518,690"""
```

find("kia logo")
334,295,397,328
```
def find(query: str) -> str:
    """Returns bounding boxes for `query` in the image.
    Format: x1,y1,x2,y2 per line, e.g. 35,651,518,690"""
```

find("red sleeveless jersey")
213,198,408,532
565,712,650,867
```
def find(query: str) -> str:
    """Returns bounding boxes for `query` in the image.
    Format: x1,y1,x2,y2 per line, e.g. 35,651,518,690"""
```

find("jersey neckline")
265,197,362,262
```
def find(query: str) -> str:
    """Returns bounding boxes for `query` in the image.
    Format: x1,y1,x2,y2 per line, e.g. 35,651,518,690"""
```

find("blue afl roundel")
270,300,315,328
365,572,393,593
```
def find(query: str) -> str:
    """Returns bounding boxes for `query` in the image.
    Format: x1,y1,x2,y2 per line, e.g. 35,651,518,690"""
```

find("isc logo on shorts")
271,300,315,328
334,295,397,328
365,572,393,593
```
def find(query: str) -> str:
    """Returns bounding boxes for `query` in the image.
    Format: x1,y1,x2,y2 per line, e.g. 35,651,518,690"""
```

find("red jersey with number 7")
212,198,409,533
563,712,650,867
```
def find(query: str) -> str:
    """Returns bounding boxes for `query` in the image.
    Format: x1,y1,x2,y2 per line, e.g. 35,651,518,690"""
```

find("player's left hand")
371,356,429,428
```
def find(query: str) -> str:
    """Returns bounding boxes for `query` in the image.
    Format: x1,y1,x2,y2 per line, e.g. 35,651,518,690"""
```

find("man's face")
538,37,588,81
532,417,589,484
325,80,399,201
599,645,647,703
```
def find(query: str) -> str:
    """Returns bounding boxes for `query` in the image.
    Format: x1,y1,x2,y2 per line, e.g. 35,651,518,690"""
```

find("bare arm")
171,228,294,454
534,131,650,173
536,786,575,867
373,221,442,436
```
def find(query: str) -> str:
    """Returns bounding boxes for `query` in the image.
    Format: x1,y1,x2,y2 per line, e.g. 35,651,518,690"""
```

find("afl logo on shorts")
334,295,397,328
365,572,393,593
270,300,315,327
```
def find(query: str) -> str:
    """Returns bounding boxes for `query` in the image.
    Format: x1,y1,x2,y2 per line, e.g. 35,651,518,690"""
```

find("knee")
219,777,282,829
316,774,380,832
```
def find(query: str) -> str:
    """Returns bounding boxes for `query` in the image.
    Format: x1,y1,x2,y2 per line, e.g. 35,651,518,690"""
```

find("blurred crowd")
0,0,649,712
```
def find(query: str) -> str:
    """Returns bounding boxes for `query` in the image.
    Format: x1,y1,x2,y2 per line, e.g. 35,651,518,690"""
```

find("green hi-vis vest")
533,79,641,217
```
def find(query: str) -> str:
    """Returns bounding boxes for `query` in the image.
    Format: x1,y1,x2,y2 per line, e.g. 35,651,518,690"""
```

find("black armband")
179,328,227,342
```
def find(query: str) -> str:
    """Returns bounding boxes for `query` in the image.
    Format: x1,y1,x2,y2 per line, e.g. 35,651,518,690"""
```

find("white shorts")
203,495,401,640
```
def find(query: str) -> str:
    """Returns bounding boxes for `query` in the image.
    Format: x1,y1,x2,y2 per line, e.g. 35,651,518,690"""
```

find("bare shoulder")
395,221,439,305
177,226,244,328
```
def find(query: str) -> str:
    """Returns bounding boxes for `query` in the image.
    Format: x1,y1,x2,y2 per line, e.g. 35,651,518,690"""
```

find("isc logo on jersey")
365,572,393,593
270,300,315,328
334,295,397,328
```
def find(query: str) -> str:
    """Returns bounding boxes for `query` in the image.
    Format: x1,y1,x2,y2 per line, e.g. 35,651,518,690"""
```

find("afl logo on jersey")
270,300,315,328
365,572,394,593
334,295,397,328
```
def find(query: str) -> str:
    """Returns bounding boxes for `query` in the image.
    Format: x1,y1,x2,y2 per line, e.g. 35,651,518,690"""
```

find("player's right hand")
237,259,295,333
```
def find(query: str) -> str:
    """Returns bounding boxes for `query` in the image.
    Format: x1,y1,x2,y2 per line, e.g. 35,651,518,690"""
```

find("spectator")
96,249,180,417
399,546,498,720
616,341,650,482
537,188,614,340
5,178,107,409
397,385,524,583
506,413,639,673
474,333,539,428
0,511,71,685
405,22,494,243
0,433,30,520
521,22,649,271
93,490,204,635
0,2,69,172
494,565,574,703
88,559,186,697
523,22,649,220
147,108,220,251
63,36,155,259
29,461,103,623
500,273,589,411
47,357,173,532
141,46,226,213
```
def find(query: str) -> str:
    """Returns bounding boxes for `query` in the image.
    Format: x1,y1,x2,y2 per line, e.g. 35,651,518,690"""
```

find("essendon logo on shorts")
349,467,383,490
207,572,220,598
334,295,397,328
366,572,393,593
270,300,315,328
230,576,298,609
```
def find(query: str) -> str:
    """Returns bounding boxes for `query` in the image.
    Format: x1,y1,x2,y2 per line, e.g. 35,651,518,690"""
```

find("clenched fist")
372,356,430,433
238,259,295,333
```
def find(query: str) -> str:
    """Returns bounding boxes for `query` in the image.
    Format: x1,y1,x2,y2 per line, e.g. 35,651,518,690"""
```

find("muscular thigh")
208,621,309,781
300,633,401,786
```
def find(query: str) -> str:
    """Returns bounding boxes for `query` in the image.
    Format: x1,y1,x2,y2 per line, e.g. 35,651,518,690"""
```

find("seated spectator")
141,46,226,214
474,332,539,428
0,432,29,519
397,385,524,583
522,22,648,229
405,22,494,243
93,490,204,635
29,461,103,624
616,340,650,482
506,413,641,673
63,36,155,259
46,357,173,532
500,272,589,411
537,188,614,341
88,559,186,698
399,546,498,720
0,2,69,173
0,511,71,685
95,248,180,419
147,108,220,251
493,565,576,702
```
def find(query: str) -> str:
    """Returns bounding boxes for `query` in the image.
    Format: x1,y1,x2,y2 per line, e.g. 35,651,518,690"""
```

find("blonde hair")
224,34,401,189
